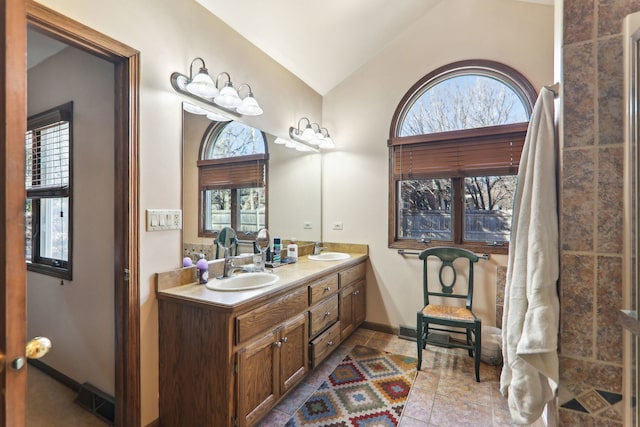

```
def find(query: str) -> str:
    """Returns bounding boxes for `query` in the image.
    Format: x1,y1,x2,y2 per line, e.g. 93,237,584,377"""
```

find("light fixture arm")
189,57,207,79
296,117,311,133
215,71,232,89
237,83,253,97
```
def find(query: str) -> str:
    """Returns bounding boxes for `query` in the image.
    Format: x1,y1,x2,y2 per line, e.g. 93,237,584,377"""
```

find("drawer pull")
327,340,334,346
353,290,359,296
324,311,331,318
274,341,282,348
281,336,288,343
324,286,331,291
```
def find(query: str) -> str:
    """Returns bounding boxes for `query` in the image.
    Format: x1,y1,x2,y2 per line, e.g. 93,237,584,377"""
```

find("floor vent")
74,382,115,425
398,325,417,341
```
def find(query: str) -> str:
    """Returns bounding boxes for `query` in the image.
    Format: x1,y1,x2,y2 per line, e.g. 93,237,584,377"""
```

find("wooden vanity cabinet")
237,312,308,427
157,257,367,427
339,263,366,339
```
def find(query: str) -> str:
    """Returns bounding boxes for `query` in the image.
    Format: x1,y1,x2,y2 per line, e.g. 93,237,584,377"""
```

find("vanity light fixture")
236,84,263,116
170,57,264,117
213,72,241,109
318,128,335,148
184,57,218,98
289,117,335,149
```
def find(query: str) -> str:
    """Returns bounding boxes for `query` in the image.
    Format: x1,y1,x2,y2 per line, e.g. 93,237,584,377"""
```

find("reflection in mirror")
216,226,238,260
182,102,322,260
256,228,270,252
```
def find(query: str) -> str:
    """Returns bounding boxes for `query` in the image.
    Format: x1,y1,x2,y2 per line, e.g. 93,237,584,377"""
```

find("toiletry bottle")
196,254,208,284
252,242,264,271
287,239,298,262
273,237,281,263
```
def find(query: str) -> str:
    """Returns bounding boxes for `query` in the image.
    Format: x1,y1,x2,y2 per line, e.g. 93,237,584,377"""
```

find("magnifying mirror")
256,228,270,252
216,227,237,255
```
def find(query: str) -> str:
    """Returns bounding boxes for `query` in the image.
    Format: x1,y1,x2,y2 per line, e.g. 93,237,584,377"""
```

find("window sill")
27,263,72,280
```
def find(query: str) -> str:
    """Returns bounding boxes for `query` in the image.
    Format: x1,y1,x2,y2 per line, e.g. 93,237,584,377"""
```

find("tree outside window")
389,60,537,252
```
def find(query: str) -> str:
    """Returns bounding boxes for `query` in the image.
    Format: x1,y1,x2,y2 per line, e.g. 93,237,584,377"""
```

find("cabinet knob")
274,341,282,348
281,336,288,343
352,290,359,296
324,311,331,318
324,286,331,291
327,340,334,346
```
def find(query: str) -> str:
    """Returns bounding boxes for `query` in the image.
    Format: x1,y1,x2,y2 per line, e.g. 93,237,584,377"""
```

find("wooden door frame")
26,2,140,426
1,0,28,424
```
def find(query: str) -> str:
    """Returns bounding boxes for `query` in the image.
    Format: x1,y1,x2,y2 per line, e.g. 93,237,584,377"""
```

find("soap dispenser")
196,254,208,284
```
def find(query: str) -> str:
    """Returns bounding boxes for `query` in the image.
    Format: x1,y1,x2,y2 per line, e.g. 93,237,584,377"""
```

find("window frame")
388,60,537,253
197,121,269,241
26,101,73,279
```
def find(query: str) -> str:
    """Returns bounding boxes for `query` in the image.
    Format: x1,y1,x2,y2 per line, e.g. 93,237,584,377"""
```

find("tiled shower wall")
559,0,640,424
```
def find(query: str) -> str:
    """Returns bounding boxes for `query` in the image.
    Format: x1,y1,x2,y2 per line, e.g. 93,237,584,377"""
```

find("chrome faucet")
313,242,327,255
219,249,247,278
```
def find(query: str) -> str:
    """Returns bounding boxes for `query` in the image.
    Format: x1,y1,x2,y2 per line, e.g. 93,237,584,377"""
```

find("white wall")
35,0,322,423
27,46,115,395
321,0,554,331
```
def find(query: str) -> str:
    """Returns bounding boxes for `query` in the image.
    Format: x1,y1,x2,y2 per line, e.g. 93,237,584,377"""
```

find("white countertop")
157,253,368,310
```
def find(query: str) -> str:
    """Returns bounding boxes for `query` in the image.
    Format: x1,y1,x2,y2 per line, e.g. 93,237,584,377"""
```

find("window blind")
198,154,267,190
25,102,72,194
390,122,528,179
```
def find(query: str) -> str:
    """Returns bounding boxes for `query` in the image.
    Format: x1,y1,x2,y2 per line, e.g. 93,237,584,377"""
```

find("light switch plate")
146,209,182,231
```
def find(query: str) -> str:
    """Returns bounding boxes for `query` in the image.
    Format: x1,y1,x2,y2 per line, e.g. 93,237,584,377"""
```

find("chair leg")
416,312,423,370
466,329,473,357
474,321,481,382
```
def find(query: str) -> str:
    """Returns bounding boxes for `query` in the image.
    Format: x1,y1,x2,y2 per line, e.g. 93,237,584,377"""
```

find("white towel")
500,86,559,425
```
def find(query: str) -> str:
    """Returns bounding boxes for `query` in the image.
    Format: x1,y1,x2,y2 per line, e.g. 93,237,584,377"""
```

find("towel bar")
397,249,489,260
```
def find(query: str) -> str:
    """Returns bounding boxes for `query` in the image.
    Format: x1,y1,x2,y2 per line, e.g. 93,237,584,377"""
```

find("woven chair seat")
422,305,475,322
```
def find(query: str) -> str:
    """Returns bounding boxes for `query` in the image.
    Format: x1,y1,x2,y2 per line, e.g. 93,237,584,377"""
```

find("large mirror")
182,102,322,259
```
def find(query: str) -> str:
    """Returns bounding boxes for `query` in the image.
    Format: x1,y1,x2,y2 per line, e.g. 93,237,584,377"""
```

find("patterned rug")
286,345,417,427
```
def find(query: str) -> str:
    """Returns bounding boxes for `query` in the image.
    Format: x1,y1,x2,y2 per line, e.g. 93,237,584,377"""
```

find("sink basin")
308,252,351,261
205,272,279,291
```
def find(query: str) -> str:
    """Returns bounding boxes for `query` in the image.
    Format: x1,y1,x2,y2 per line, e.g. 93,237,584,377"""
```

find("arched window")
198,121,268,240
388,60,537,252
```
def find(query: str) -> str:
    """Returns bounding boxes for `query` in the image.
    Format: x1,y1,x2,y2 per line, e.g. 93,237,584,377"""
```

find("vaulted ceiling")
196,0,554,95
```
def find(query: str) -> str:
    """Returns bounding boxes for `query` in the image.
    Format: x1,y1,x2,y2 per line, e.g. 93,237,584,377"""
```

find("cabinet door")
353,280,366,327
340,283,355,339
236,332,279,427
279,313,309,394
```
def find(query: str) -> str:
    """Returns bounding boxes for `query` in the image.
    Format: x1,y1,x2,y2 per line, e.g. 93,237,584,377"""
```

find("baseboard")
361,321,396,335
28,358,80,392
145,418,160,427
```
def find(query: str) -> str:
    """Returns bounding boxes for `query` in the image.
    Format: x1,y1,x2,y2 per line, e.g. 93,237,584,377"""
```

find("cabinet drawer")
236,287,307,344
339,263,365,288
308,274,339,305
310,321,341,368
309,294,339,338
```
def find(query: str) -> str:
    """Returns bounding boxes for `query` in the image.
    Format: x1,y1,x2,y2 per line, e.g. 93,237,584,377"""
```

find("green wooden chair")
416,247,482,382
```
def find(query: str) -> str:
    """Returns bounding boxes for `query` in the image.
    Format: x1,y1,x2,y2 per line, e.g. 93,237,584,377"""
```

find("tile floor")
257,327,516,427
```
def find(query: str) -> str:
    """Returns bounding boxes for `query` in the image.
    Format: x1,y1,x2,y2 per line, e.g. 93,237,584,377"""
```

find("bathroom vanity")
155,245,367,427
